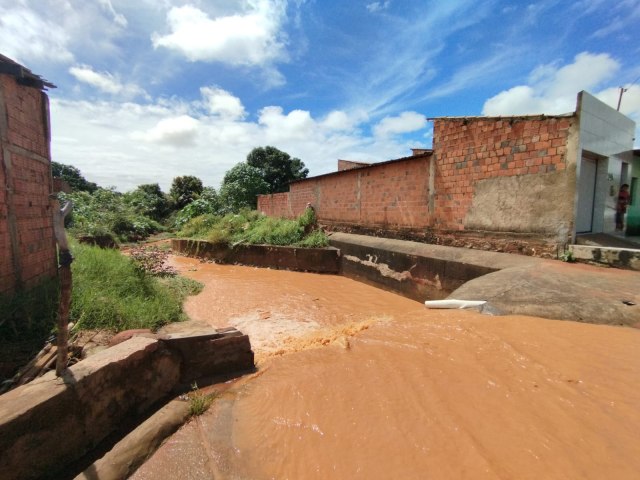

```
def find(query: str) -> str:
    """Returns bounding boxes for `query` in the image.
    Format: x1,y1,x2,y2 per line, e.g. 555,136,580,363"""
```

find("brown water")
134,257,640,479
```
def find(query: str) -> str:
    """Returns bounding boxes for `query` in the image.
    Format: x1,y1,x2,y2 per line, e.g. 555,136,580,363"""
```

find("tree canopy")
246,146,308,193
220,163,269,211
124,183,171,221
170,175,203,209
51,161,98,193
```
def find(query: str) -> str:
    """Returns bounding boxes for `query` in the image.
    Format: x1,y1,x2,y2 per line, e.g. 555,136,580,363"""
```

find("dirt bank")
135,257,640,479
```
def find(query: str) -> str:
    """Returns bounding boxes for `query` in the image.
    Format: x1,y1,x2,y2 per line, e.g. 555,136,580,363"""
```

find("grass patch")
178,208,328,248
70,242,202,332
188,383,217,416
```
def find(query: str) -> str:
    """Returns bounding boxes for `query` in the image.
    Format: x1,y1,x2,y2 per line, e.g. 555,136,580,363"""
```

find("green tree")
219,163,269,212
170,175,203,209
246,146,308,193
124,183,171,221
51,161,98,193
173,187,222,227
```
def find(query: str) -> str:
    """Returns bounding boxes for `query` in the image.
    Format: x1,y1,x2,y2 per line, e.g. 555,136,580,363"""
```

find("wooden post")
52,199,73,376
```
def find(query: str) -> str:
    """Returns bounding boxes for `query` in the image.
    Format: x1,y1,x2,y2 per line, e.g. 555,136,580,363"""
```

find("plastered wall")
432,116,576,243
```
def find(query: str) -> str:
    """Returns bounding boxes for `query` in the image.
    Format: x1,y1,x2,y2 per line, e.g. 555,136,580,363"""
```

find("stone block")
162,328,254,384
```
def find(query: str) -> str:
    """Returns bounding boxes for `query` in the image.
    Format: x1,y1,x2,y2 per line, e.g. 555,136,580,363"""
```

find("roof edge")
289,151,433,185
428,113,575,121
0,54,56,90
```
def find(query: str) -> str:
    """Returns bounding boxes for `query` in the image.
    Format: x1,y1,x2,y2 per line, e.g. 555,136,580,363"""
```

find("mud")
135,256,640,479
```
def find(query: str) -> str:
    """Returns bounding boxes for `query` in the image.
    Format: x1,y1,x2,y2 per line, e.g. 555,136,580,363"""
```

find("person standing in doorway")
615,184,630,231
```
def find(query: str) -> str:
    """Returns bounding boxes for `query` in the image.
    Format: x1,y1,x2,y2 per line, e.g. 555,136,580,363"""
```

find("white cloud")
152,2,288,67
69,65,146,98
98,0,128,28
483,52,620,115
321,110,366,131
0,4,74,64
366,1,391,13
373,111,426,138
135,115,200,147
50,89,429,192
258,106,315,141
200,86,247,120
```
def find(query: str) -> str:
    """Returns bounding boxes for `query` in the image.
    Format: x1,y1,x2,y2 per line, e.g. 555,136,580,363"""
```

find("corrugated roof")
289,150,433,185
0,54,56,90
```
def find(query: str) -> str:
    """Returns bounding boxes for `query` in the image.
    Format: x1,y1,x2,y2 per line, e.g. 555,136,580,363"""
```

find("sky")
1,0,639,192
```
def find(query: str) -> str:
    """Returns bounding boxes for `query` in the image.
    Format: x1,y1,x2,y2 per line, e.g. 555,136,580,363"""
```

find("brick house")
258,91,636,256
0,54,57,295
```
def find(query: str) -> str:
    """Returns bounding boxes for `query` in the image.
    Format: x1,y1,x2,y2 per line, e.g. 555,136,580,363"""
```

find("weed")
188,382,216,416
178,209,329,248
296,229,329,248
559,250,575,263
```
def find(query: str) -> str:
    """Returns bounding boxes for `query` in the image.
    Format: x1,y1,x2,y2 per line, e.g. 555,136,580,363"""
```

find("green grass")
70,242,202,332
178,209,329,248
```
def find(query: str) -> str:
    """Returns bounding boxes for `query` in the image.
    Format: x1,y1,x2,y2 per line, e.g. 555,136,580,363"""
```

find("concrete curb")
74,399,191,480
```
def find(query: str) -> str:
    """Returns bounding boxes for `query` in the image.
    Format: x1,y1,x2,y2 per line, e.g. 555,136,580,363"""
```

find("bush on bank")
177,209,329,248
70,242,202,332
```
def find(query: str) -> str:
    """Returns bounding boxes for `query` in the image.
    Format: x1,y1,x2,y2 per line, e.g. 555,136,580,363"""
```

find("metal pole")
617,86,626,111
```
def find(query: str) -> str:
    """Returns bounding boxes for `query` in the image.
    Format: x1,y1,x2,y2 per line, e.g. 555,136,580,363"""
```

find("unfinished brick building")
0,55,57,294
258,91,636,256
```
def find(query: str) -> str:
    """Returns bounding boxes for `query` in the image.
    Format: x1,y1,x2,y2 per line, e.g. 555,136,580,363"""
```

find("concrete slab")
450,261,640,326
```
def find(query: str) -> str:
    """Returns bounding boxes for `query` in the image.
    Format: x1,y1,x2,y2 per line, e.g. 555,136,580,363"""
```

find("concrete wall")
172,239,341,273
575,91,636,235
329,232,540,302
0,73,56,294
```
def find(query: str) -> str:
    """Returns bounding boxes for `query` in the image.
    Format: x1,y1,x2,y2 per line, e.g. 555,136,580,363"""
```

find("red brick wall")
257,192,292,218
432,116,574,232
337,160,370,171
258,117,576,256
258,156,431,228
0,74,56,294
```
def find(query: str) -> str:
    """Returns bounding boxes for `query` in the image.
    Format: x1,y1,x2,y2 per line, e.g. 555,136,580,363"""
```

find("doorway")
576,156,597,233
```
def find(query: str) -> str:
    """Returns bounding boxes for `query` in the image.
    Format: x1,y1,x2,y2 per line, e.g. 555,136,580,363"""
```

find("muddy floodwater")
134,256,640,479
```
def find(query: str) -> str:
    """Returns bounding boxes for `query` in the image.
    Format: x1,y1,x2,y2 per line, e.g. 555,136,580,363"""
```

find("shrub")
60,189,164,243
177,208,329,248
296,229,329,248
242,217,303,245
70,242,202,332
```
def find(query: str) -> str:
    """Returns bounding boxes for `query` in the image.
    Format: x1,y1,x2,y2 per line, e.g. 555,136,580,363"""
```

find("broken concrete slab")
450,261,640,326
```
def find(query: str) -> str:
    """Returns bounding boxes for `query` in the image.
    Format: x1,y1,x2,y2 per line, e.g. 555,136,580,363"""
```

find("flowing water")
133,256,640,479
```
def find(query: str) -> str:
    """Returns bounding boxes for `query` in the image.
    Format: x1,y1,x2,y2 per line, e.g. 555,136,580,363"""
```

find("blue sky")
1,0,639,192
